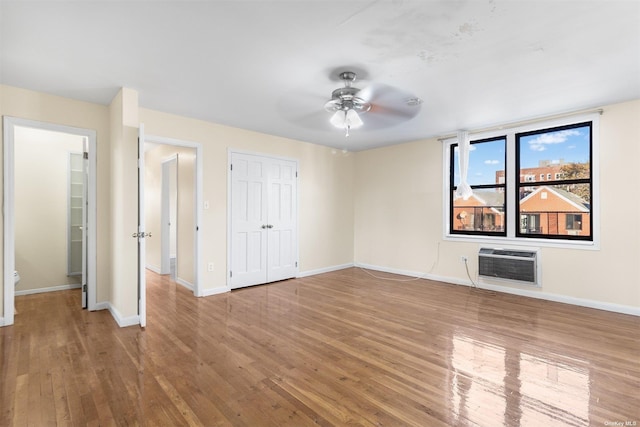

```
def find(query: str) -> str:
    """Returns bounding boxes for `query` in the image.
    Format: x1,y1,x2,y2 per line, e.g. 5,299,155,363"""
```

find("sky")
454,125,591,186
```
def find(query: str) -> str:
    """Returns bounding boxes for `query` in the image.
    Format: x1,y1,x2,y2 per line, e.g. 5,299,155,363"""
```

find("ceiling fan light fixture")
330,108,363,137
326,71,371,137
345,108,363,128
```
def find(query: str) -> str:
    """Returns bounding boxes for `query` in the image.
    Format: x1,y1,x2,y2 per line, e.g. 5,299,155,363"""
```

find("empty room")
1,1,639,426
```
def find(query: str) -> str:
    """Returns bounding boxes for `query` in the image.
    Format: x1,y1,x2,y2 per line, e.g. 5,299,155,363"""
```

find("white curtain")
456,130,473,200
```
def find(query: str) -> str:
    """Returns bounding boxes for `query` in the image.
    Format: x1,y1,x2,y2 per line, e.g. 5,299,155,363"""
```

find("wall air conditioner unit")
478,248,540,286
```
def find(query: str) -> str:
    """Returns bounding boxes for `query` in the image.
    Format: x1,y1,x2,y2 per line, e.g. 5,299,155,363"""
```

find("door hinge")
296,171,298,178
230,164,233,171
83,284,87,292
295,261,298,268
230,271,233,278
83,152,89,160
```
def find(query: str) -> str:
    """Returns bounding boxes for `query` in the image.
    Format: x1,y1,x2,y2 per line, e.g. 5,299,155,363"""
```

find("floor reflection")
450,333,590,427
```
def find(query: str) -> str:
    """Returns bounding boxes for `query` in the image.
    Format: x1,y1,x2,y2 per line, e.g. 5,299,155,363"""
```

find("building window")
566,214,583,230
445,114,597,245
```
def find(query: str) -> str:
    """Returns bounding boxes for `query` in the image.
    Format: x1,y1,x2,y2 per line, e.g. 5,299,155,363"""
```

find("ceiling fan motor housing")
325,72,371,113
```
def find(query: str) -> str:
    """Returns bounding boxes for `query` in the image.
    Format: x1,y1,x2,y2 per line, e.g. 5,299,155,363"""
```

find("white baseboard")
298,263,354,278
175,277,194,292
146,264,162,274
15,283,82,296
356,262,640,317
93,302,109,311
201,286,229,297
107,303,140,327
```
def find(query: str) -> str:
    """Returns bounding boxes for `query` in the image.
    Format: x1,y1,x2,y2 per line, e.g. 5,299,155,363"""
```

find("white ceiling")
1,1,639,151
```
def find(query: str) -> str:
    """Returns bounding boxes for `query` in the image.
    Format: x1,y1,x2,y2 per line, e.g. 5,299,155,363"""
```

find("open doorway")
142,136,201,297
3,117,97,326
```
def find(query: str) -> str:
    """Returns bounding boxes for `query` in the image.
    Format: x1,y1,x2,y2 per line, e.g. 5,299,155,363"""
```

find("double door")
230,152,298,289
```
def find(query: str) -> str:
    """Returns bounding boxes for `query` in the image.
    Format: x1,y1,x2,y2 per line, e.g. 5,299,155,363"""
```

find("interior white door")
138,124,147,328
230,152,297,289
230,153,269,288
266,159,297,282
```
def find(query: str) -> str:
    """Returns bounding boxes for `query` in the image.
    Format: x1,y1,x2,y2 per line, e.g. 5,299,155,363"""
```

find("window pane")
452,189,505,233
519,184,591,237
453,138,506,186
518,125,590,184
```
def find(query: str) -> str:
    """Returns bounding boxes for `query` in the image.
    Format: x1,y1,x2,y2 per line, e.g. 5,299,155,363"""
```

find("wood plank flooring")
1,268,639,426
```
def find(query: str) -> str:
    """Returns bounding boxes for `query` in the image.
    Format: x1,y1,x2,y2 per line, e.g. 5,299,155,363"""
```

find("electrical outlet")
207,262,214,272
460,255,468,263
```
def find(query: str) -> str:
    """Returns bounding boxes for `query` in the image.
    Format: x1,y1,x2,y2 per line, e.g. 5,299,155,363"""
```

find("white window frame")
442,112,600,250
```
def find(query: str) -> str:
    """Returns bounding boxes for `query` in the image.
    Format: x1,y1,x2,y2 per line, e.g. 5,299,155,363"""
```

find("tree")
561,162,590,202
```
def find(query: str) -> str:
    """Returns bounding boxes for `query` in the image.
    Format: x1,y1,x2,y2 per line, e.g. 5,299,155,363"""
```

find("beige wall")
2,82,637,323
144,144,196,285
108,89,140,321
14,127,84,291
0,84,112,320
139,108,356,292
353,99,640,311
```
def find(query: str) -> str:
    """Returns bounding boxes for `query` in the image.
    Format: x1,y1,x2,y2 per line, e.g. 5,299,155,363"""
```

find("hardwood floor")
1,268,639,426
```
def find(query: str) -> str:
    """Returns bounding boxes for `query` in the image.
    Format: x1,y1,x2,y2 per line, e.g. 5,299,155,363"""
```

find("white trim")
145,264,162,275
107,303,140,328
3,117,98,327
355,263,427,280
0,317,5,327
175,277,194,292
356,262,639,317
160,155,178,275
15,284,82,296
297,263,354,278
93,301,109,311
145,134,203,297
201,286,230,297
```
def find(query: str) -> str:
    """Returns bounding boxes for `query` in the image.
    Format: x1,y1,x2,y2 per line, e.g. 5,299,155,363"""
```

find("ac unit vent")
478,248,538,285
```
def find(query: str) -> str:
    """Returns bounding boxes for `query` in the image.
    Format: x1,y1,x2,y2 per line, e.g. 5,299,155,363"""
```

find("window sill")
444,233,599,251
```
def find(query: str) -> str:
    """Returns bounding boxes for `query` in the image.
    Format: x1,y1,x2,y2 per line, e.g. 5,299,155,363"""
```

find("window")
566,214,583,231
516,122,592,240
445,114,597,245
450,137,506,236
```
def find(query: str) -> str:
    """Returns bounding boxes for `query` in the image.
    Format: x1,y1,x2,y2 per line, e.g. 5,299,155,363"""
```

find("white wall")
353,99,640,314
14,127,84,292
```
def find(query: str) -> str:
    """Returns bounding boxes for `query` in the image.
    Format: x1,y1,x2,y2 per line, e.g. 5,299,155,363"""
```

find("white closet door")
267,159,297,282
231,153,269,288
230,152,297,289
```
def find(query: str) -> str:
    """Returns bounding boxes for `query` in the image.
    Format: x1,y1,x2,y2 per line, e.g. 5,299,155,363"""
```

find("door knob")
132,232,153,238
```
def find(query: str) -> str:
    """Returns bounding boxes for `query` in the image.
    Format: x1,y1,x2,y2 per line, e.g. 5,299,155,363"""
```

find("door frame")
160,155,178,275
227,149,300,289
145,134,203,297
2,116,97,326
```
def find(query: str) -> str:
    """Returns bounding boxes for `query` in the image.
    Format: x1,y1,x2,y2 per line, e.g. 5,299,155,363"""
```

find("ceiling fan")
323,70,422,137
